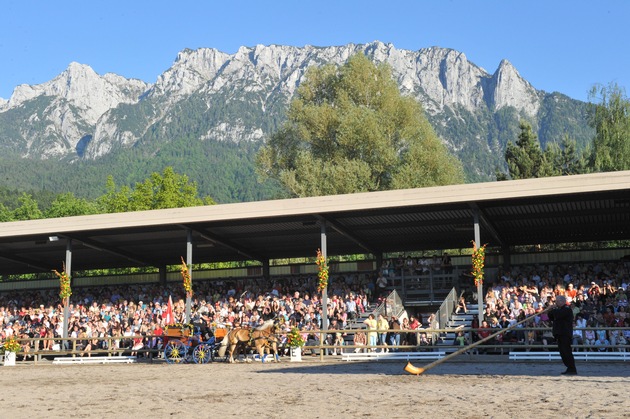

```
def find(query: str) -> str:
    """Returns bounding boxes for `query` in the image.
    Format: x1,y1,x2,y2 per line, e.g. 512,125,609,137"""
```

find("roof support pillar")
262,260,270,281
320,221,328,360
502,245,511,270
158,264,167,285
62,239,72,342
185,229,193,323
376,253,383,274
473,209,483,325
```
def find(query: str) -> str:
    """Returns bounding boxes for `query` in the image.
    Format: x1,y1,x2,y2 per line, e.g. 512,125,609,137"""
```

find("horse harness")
249,326,277,349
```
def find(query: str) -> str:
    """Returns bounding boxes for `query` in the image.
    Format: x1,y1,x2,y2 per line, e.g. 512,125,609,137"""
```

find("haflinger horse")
218,319,280,363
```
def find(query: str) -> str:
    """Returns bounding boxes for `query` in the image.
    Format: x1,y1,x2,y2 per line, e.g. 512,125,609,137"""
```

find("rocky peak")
3,62,149,124
152,48,230,98
488,59,539,116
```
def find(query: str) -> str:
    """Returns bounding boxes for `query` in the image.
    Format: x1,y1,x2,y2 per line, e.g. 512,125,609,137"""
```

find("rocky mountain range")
0,41,593,202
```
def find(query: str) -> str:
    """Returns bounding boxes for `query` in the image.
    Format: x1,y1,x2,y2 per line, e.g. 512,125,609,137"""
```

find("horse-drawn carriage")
162,323,226,364
163,319,280,364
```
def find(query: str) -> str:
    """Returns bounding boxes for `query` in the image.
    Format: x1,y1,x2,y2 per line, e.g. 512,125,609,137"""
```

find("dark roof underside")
0,171,628,275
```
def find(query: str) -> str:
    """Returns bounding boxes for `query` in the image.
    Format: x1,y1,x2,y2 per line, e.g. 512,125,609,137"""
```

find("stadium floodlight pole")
404,304,553,375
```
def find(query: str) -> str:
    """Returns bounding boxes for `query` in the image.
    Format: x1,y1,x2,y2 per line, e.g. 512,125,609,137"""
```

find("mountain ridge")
0,41,593,202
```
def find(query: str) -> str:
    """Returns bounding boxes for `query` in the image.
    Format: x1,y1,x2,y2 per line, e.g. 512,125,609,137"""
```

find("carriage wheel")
164,340,187,364
193,343,212,364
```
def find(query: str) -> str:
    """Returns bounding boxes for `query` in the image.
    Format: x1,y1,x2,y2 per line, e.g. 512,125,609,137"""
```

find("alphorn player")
548,295,577,375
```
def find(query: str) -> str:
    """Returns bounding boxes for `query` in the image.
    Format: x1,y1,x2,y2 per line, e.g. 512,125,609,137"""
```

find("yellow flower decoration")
180,256,193,297
53,262,72,300
286,327,305,348
471,241,488,287
316,248,328,292
3,336,21,353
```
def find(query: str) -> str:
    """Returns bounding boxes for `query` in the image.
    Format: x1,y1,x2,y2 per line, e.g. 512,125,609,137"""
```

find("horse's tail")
217,333,229,357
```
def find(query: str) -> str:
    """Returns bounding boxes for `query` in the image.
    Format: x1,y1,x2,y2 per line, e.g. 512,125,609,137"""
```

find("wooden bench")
509,351,629,362
53,356,137,365
342,351,445,362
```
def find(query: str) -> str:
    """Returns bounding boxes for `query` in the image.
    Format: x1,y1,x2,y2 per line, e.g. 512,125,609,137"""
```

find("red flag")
164,295,175,325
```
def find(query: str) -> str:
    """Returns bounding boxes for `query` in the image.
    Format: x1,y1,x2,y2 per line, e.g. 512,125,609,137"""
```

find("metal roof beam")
469,203,504,247
315,215,379,255
486,205,630,223
60,234,152,267
179,225,265,262
0,252,52,272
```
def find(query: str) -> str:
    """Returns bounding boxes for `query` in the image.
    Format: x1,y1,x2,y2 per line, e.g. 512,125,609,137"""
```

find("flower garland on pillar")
471,241,487,288
53,262,72,301
316,248,329,292
180,256,193,298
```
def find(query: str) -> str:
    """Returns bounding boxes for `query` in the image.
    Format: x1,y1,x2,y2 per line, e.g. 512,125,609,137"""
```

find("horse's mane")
254,319,274,331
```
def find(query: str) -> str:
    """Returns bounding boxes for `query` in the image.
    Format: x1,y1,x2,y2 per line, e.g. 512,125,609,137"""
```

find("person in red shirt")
565,283,578,302
476,320,492,353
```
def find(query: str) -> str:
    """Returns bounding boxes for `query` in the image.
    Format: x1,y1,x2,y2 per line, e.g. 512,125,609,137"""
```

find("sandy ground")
0,357,628,418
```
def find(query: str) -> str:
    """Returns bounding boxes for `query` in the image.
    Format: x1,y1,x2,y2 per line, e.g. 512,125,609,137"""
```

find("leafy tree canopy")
45,192,99,218
502,121,548,179
257,53,464,197
0,167,215,222
588,83,630,171
498,121,588,180
12,193,43,221
97,167,213,213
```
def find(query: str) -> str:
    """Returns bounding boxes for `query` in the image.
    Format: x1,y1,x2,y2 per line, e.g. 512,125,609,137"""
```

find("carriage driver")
192,312,214,342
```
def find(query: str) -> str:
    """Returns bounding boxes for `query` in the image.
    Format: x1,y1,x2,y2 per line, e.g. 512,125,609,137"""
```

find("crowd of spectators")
474,260,630,351
0,272,393,359
1,258,629,359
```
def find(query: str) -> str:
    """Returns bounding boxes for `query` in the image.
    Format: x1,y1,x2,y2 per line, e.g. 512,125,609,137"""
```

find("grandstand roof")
0,171,629,275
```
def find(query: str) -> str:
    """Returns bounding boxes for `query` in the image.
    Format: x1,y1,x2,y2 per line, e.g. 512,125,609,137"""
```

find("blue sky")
1,0,628,102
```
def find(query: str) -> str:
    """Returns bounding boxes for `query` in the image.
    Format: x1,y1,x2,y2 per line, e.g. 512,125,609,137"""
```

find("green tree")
96,167,210,213
45,192,99,218
0,203,13,222
500,121,553,180
257,54,464,197
12,193,43,220
544,134,588,176
96,176,132,213
588,83,630,171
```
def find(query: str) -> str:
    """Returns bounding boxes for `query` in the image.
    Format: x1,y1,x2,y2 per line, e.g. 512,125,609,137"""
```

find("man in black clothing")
548,295,577,375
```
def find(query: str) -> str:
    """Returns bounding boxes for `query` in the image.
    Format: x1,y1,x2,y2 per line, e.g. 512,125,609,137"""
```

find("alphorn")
404,305,553,375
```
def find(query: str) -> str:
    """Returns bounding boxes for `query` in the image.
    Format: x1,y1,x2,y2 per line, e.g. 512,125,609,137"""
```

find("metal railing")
3,326,628,363
385,268,461,303
373,290,405,320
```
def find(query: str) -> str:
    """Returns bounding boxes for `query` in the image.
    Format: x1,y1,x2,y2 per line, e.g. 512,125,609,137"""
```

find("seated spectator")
454,297,468,314
353,331,366,353
304,322,320,356
540,319,555,348
131,332,144,357
594,334,610,352
594,322,610,351
572,322,584,351
584,324,596,350
455,330,467,347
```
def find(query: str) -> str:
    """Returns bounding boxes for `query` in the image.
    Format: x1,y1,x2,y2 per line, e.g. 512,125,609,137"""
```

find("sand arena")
0,358,627,418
